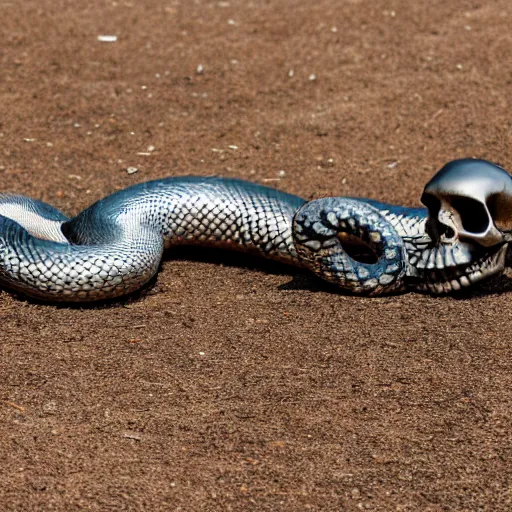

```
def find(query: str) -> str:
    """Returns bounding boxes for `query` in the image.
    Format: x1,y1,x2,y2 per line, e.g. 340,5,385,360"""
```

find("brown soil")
2,1,512,510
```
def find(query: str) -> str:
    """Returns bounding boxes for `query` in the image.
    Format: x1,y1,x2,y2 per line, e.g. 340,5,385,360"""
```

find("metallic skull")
422,158,512,248
404,158,512,293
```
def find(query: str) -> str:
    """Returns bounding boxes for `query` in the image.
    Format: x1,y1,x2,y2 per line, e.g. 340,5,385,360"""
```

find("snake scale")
0,175,505,302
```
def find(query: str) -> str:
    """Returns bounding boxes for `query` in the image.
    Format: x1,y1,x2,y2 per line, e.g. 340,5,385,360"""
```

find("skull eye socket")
487,193,512,231
450,196,490,233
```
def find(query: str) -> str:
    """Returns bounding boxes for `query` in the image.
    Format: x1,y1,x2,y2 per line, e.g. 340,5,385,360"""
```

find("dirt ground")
2,1,512,510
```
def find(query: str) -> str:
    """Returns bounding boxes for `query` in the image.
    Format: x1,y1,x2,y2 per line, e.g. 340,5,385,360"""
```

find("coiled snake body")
0,176,503,301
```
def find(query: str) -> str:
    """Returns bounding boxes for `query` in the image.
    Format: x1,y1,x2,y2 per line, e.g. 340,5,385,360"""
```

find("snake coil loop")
292,198,406,295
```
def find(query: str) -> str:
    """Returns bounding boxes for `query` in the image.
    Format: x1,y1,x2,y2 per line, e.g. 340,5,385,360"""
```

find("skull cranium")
422,158,512,248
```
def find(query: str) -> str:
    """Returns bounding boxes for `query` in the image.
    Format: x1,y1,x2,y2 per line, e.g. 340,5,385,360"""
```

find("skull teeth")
412,243,472,270
450,279,461,291
420,244,507,294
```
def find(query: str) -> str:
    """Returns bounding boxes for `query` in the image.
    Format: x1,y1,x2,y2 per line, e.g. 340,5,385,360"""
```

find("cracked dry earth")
2,1,512,510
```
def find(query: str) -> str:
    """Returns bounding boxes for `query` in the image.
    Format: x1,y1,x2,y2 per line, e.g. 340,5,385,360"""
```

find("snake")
0,176,506,302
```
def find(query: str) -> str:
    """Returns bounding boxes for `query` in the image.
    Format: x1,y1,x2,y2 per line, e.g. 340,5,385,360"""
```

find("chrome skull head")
406,159,511,293
422,159,512,248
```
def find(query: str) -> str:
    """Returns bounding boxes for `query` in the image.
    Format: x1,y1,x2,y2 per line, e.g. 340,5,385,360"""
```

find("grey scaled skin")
0,161,508,302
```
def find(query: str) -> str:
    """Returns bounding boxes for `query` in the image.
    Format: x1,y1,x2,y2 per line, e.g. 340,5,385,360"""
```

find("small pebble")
122,431,142,441
126,166,139,174
351,488,361,499
288,69,295,78
97,35,118,43
196,64,204,75
228,145,238,150
308,74,317,81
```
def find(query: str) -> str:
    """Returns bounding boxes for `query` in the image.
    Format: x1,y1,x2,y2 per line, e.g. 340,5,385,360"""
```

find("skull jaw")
404,238,508,294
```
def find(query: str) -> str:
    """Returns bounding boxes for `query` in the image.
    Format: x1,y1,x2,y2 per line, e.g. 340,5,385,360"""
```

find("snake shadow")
163,245,324,290
6,246,512,308
281,270,512,299
160,248,512,299
161,246,376,296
